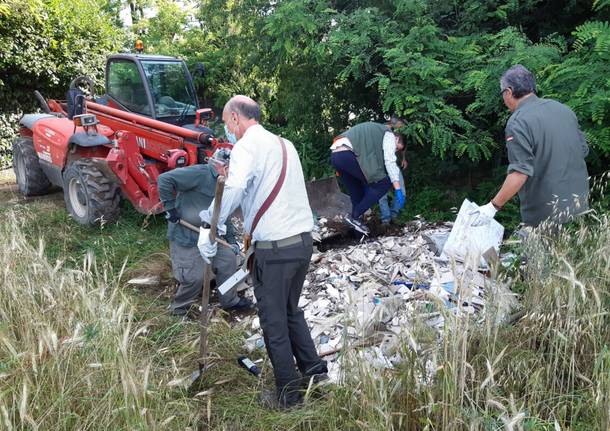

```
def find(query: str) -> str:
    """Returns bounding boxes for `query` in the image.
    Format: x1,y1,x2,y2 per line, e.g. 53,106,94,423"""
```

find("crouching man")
330,119,406,235
157,148,253,317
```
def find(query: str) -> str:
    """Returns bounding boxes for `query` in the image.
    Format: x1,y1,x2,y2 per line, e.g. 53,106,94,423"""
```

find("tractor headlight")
73,114,98,127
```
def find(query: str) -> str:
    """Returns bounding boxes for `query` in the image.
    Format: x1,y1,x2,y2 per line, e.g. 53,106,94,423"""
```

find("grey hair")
500,64,536,98
390,115,405,128
227,98,261,122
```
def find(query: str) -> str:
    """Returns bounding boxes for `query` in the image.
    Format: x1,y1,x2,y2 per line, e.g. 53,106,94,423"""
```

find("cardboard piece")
217,268,249,295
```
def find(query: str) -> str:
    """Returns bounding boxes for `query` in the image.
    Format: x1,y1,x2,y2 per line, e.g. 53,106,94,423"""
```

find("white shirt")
330,131,400,184
381,131,400,184
329,137,352,150
216,124,314,241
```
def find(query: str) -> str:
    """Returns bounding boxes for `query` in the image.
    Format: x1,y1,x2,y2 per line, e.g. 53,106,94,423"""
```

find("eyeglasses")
500,88,510,96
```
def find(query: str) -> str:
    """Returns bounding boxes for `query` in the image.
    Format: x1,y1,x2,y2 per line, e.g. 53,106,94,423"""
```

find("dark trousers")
252,233,327,399
330,150,392,218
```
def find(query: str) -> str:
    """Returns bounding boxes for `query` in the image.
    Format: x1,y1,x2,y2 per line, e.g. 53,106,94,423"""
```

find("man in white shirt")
330,119,406,234
198,95,327,409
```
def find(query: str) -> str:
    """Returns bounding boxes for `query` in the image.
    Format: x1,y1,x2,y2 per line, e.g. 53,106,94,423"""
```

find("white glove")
197,227,217,264
198,208,227,236
470,202,498,227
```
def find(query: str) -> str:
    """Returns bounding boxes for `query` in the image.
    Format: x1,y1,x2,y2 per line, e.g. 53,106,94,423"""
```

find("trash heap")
240,220,519,381
311,217,342,242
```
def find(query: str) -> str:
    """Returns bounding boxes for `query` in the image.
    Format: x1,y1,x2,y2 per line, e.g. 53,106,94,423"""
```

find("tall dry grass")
318,213,609,430
1,177,609,430
0,214,198,430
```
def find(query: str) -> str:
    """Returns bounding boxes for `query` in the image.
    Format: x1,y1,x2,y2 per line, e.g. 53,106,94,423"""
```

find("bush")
0,0,123,167
0,112,20,169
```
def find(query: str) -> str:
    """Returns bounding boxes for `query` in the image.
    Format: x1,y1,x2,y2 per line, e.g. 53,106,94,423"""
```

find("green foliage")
542,21,610,157
132,0,190,54
594,0,610,11
0,0,123,109
0,0,122,167
179,0,608,176
0,113,20,169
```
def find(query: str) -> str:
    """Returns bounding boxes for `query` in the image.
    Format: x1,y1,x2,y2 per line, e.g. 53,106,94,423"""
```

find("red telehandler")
14,52,350,226
13,53,229,226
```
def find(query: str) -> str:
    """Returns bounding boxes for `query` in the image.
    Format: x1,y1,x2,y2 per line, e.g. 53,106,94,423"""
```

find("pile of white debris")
239,217,519,381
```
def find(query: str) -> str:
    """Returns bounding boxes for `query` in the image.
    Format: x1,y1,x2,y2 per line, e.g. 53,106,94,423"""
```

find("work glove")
395,189,406,209
470,202,498,227
165,208,180,224
199,209,227,236
197,227,217,264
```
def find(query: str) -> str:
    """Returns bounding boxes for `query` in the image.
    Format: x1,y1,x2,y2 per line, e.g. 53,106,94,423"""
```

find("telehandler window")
141,60,197,118
107,60,150,115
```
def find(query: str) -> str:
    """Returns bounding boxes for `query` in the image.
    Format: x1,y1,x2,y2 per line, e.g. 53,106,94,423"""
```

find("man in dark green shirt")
474,64,589,228
157,149,253,316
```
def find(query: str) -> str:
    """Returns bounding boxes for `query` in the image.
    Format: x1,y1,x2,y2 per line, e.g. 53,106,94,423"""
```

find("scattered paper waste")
127,276,160,286
237,219,518,383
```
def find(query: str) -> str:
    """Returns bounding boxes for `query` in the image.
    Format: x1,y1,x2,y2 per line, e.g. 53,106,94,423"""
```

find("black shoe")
343,214,370,235
172,303,201,320
224,297,255,312
301,373,330,399
259,388,303,410
303,373,329,386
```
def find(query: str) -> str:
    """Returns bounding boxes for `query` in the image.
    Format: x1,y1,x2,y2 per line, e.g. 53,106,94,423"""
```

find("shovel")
305,176,351,219
190,175,225,388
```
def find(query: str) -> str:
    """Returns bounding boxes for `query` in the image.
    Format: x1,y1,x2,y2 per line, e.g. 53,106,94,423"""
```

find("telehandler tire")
63,159,120,226
12,137,51,196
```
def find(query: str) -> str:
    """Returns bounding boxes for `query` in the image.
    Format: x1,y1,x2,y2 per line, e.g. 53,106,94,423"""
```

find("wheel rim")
68,177,88,219
16,152,27,186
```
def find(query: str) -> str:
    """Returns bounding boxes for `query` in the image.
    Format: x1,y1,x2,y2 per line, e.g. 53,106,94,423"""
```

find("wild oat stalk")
0,214,196,429
321,176,609,430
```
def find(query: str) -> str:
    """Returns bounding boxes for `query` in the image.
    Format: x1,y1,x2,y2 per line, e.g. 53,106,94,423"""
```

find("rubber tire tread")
63,159,120,226
12,137,51,196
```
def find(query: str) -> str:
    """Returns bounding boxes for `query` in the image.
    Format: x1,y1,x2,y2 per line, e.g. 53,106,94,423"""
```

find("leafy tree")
0,0,122,108
144,0,190,53
1,0,608,194
182,0,608,181
544,20,610,160
0,0,121,168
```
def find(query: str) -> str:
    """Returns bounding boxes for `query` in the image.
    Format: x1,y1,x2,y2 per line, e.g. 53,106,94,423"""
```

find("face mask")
224,124,237,144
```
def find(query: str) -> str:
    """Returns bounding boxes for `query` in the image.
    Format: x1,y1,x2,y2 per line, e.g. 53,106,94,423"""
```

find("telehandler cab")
14,53,228,226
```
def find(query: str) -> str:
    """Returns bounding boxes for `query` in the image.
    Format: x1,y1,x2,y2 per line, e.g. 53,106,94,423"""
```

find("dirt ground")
0,168,64,209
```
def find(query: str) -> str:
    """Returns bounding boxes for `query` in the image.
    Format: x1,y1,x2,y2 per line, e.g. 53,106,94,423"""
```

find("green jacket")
505,95,589,226
340,122,391,184
157,164,236,247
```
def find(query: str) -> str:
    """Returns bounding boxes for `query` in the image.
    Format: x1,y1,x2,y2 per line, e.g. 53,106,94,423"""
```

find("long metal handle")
198,176,226,372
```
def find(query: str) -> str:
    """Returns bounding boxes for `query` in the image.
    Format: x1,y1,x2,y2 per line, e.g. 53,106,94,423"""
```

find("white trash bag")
441,199,504,268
